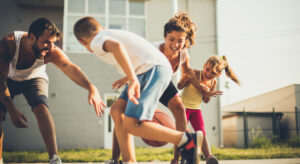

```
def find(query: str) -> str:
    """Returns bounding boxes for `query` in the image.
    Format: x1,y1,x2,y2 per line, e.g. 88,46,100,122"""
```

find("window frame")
63,0,147,53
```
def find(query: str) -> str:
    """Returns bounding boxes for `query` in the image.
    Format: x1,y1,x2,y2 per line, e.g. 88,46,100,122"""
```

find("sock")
177,132,188,147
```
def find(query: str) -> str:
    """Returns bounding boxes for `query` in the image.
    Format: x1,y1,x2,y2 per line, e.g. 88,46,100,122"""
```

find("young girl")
178,55,240,164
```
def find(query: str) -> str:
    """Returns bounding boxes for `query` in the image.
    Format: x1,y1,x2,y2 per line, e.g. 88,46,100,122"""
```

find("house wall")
222,115,238,147
0,0,220,150
223,85,297,113
223,114,275,148
222,84,300,140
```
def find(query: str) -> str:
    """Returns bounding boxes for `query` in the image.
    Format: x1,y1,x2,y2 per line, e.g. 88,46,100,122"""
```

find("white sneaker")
49,154,62,164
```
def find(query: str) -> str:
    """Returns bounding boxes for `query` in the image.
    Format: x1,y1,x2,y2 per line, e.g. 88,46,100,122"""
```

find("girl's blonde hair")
206,55,240,85
164,11,197,48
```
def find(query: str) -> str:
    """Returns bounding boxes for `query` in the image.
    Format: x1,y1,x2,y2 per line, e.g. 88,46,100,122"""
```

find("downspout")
215,0,224,148
170,0,178,15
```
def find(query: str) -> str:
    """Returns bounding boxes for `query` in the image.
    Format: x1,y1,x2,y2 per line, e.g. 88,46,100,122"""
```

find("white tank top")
152,41,190,75
8,31,48,81
152,41,190,84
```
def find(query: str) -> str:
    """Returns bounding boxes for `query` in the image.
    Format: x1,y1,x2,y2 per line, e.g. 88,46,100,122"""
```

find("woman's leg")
167,96,187,162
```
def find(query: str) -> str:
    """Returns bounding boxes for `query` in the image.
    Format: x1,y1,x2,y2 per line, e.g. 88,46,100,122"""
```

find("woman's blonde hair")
164,11,197,48
206,55,240,85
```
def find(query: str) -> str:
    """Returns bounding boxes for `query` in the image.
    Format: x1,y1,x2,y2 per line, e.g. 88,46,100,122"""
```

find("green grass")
3,146,300,163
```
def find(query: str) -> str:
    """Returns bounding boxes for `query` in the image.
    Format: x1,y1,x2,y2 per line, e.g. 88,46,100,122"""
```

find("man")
0,18,106,164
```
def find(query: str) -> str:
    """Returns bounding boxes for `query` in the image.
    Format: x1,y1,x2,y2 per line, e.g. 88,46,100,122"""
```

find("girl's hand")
207,90,223,97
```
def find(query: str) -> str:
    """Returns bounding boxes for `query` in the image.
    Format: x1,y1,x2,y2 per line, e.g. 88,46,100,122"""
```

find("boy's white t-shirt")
90,29,171,75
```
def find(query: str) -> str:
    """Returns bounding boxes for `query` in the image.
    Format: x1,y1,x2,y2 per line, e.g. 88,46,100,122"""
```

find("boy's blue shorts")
119,65,172,121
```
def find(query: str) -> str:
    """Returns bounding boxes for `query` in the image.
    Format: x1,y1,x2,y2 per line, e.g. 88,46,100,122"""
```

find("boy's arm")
103,39,140,104
48,47,106,117
0,35,28,128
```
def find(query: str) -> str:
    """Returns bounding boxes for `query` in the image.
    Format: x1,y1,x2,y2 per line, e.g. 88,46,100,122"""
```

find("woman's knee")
168,97,185,115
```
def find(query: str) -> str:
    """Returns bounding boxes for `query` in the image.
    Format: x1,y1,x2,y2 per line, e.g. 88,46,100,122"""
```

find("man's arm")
0,35,28,127
103,39,140,105
48,47,106,117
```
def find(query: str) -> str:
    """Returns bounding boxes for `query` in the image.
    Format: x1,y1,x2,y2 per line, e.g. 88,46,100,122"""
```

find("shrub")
288,136,300,147
250,127,272,148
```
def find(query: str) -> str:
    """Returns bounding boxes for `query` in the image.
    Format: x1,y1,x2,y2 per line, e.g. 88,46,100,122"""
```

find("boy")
73,16,203,164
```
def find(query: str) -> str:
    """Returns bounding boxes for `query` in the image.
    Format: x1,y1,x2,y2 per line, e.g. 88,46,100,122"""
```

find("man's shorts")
119,65,172,121
0,78,49,120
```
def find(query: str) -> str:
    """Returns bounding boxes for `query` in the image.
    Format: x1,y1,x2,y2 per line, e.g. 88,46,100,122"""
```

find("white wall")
1,0,221,150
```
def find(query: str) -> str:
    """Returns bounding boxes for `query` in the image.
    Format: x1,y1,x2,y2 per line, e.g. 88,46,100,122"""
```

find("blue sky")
216,0,300,106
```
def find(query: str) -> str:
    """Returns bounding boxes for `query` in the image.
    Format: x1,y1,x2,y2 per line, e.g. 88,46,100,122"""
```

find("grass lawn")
3,147,300,163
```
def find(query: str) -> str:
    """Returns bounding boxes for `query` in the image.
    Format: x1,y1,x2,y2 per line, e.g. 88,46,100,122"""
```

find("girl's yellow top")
181,71,203,109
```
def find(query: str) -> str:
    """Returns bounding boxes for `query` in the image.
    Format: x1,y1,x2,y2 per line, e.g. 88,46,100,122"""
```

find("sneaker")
105,159,121,164
49,154,62,164
170,159,179,164
177,131,203,164
206,155,218,164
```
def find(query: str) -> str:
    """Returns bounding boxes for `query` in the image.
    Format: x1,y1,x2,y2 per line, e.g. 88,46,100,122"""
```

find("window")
63,0,147,53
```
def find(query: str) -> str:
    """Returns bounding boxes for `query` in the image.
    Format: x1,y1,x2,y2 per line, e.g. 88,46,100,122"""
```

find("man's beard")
32,43,49,59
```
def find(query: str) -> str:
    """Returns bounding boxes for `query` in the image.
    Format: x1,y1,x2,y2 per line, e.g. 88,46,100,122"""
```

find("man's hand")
9,109,28,128
88,86,106,117
127,78,140,105
112,77,128,89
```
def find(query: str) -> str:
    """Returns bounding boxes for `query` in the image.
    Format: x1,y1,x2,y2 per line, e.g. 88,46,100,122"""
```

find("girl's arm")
202,79,218,103
181,54,220,96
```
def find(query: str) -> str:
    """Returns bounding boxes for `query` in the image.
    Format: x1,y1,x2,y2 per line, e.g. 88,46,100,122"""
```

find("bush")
250,127,272,148
288,136,300,147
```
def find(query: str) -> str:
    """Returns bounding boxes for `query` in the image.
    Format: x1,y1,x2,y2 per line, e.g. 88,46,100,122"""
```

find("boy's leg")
123,115,183,144
110,98,136,162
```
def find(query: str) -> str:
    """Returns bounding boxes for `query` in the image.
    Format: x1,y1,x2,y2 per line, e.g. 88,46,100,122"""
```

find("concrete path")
5,158,300,164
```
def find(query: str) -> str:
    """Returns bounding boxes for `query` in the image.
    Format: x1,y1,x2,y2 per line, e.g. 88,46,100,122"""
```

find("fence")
222,106,300,148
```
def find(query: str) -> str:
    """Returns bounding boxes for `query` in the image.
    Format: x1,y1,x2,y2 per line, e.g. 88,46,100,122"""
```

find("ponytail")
221,56,240,85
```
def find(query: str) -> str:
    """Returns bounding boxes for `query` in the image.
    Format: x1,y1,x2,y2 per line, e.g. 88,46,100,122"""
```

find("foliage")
3,147,300,163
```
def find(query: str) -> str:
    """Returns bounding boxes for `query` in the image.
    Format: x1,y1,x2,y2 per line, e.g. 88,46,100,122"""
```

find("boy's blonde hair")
206,55,240,85
73,16,100,40
164,11,197,48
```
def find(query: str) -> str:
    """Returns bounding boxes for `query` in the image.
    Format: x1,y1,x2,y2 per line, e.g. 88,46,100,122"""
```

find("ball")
141,109,176,147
